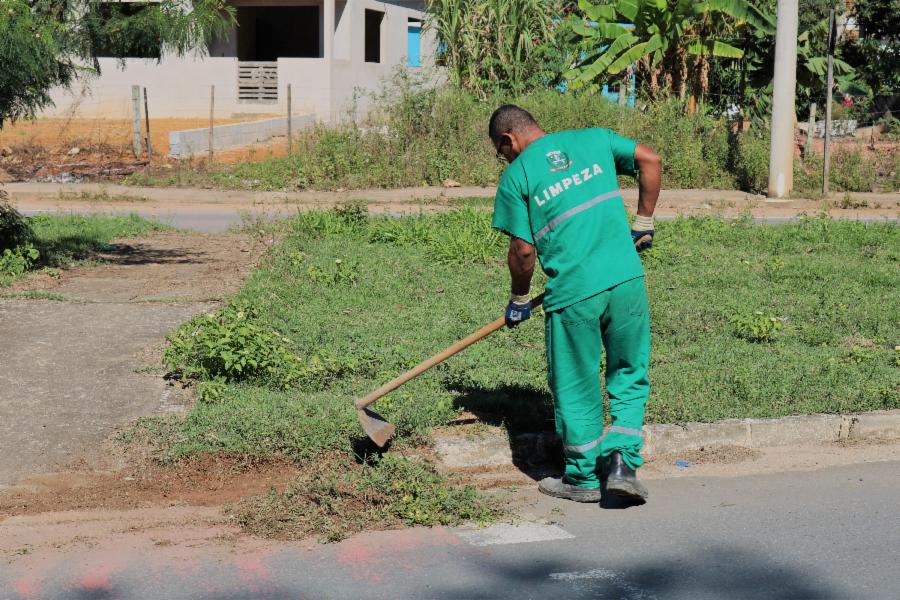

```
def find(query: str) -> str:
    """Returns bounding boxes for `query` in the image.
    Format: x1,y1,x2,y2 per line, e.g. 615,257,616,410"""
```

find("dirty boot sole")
605,477,649,501
538,478,603,503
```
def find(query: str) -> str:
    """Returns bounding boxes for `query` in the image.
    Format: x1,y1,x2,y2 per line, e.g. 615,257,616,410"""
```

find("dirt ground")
9,231,259,303
0,116,300,183
0,230,261,487
0,453,300,518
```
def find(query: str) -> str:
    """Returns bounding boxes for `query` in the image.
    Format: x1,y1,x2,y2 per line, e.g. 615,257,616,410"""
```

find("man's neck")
519,128,546,153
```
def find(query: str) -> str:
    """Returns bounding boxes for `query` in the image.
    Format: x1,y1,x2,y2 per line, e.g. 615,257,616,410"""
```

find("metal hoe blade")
358,407,395,448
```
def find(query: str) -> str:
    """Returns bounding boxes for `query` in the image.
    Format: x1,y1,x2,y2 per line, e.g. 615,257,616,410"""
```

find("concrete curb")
434,410,900,470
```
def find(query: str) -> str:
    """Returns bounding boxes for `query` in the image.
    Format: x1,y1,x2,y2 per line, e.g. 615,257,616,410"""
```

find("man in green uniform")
489,105,661,503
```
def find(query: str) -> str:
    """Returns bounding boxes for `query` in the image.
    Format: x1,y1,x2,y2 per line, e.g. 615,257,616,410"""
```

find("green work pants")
545,276,651,488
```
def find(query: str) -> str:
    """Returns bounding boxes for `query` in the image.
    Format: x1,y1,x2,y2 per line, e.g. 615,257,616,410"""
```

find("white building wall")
331,0,436,120
41,0,432,122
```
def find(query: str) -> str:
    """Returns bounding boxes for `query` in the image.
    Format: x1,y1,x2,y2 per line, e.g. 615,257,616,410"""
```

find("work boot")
605,452,649,501
538,477,602,503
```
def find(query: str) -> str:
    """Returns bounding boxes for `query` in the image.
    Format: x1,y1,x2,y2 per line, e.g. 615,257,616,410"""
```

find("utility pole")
822,8,836,195
767,0,800,198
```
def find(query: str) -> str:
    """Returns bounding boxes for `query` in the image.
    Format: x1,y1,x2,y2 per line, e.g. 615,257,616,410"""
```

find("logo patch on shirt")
545,150,572,172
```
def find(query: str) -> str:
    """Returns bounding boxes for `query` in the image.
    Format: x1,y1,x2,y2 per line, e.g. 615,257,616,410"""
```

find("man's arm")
508,236,535,296
505,236,536,327
632,144,661,252
634,144,661,218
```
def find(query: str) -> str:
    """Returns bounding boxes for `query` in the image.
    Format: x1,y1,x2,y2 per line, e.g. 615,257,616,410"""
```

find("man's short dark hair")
489,105,538,144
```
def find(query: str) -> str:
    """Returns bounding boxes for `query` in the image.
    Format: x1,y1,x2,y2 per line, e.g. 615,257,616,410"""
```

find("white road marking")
549,568,657,600
455,522,575,546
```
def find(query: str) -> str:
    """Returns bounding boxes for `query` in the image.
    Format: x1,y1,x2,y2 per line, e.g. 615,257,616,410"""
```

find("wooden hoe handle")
354,293,545,411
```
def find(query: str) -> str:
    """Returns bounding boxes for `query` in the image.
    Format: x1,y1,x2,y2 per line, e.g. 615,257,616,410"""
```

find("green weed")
231,453,502,542
163,301,367,390
369,208,506,264
305,259,359,286
0,243,39,285
730,310,785,343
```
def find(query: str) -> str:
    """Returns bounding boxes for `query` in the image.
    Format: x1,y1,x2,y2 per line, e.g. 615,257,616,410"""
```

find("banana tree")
565,0,774,101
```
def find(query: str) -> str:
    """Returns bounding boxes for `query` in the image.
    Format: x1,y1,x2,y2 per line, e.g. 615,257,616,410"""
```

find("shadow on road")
428,545,843,599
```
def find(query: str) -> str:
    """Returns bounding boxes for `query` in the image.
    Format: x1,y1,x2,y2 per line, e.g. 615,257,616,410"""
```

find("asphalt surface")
2,459,898,599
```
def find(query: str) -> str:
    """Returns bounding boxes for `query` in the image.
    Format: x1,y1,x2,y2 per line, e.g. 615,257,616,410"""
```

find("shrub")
796,147,878,194
728,131,770,194
0,242,39,285
880,115,900,139
0,191,34,253
163,301,364,390
830,148,876,193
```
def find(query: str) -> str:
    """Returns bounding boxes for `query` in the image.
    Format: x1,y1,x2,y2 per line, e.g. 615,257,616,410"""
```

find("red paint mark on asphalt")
77,566,112,591
13,576,42,599
72,551,128,593
235,549,272,582
335,527,461,582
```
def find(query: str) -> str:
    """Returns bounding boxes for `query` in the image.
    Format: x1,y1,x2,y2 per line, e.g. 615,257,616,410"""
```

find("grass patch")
0,209,169,286
230,453,501,542
56,190,150,203
28,213,170,262
0,290,66,301
153,208,898,457
142,208,898,538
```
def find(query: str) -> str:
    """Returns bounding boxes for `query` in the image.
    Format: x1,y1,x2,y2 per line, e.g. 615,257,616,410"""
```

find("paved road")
3,459,898,599
21,207,244,233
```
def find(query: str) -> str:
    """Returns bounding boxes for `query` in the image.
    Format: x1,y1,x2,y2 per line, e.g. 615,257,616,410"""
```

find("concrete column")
767,0,799,198
323,0,335,60
323,0,335,121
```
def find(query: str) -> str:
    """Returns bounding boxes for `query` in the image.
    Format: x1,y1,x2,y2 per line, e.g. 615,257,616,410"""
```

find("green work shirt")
492,128,644,312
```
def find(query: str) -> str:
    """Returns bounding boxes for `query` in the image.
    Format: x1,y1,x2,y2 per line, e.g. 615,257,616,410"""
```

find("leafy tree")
842,0,899,102
565,0,774,101
0,0,234,128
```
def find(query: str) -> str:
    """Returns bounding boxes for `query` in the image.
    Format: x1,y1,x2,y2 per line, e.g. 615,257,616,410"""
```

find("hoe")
355,293,545,447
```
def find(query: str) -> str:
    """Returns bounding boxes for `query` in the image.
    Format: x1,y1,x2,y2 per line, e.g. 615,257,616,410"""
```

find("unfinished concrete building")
45,0,434,122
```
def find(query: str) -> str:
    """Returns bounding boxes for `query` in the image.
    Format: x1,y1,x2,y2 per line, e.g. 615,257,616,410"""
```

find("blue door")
407,21,421,67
